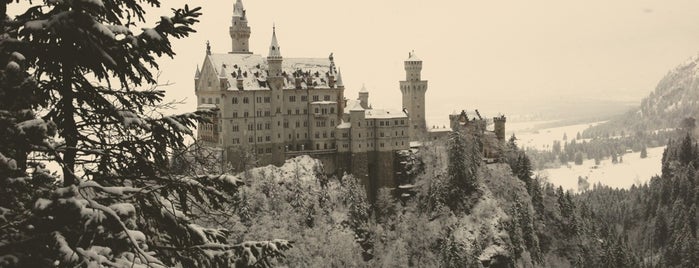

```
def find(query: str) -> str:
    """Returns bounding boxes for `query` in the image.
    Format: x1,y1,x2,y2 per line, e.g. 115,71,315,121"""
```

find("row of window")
233,109,309,118
313,107,335,114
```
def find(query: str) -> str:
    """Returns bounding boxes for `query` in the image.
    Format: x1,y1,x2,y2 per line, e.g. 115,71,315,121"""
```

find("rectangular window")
257,136,263,142
296,121,300,128
324,95,330,101
232,97,238,104
243,97,249,104
289,96,296,102
248,124,253,131
287,109,292,115
232,125,239,132
243,111,249,118
257,124,262,130
265,136,271,142
265,123,270,129
248,136,253,143
265,111,271,116
301,95,308,101
232,112,238,118
256,97,262,103
264,97,271,103
313,95,319,101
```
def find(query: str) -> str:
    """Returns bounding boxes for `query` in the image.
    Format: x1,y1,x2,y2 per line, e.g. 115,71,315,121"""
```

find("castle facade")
195,1,506,197
195,0,427,196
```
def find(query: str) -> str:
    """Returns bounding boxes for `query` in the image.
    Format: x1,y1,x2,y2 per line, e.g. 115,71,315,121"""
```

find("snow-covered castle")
194,0,504,197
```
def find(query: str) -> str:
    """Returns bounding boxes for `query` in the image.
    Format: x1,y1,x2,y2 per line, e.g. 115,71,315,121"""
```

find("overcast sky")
10,0,699,124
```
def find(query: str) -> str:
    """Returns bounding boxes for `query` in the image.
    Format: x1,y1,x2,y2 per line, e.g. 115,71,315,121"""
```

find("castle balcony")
285,148,337,157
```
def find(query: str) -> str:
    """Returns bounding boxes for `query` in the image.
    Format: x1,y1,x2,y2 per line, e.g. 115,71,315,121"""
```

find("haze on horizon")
13,0,699,124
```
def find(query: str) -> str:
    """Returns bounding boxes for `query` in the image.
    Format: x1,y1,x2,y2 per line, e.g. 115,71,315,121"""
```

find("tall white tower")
229,0,252,54
400,51,428,139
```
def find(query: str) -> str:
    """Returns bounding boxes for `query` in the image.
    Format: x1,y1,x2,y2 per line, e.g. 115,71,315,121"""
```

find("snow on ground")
243,155,321,183
536,146,664,192
513,121,606,150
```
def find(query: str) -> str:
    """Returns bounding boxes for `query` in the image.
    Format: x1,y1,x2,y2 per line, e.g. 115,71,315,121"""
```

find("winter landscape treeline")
3,0,699,267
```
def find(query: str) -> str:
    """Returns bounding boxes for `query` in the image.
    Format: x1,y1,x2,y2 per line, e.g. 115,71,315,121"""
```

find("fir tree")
0,1,293,266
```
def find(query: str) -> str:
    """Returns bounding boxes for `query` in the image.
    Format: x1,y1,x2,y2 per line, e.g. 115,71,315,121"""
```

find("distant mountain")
588,54,699,135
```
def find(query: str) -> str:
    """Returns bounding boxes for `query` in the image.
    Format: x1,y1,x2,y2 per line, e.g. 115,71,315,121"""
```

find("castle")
194,0,505,198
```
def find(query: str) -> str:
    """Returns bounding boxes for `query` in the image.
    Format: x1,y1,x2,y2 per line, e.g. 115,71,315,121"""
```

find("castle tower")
400,51,428,139
267,26,285,165
358,84,369,109
229,0,252,54
493,115,507,142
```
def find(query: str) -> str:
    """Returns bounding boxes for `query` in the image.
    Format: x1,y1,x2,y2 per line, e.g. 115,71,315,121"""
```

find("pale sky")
10,0,699,125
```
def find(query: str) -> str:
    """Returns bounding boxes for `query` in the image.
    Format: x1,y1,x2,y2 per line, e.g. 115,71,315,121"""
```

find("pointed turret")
267,26,283,78
358,83,369,109
335,69,344,87
233,0,245,18
194,65,201,78
268,26,282,58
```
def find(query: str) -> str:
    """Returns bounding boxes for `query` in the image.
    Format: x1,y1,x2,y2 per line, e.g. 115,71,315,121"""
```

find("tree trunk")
61,63,77,186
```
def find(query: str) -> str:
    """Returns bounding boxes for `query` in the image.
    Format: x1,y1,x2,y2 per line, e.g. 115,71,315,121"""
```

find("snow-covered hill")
612,53,699,131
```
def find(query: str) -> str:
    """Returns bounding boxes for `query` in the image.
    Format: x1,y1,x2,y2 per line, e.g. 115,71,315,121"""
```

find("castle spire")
335,69,344,87
359,83,368,93
194,65,200,78
233,0,245,18
268,25,281,58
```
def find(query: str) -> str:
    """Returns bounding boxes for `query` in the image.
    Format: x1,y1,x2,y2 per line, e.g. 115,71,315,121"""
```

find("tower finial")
206,40,211,55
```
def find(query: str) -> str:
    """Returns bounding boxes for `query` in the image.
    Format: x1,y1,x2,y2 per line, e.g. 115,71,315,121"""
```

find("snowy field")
512,121,606,150
536,146,664,192
508,120,663,192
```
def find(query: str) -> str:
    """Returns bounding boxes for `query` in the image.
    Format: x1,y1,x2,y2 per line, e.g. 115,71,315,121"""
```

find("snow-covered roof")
407,50,420,61
349,101,365,112
428,127,451,133
337,121,351,129
197,104,217,110
207,53,335,90
409,141,422,148
365,108,406,119
359,83,368,93
344,99,360,114
310,101,336,105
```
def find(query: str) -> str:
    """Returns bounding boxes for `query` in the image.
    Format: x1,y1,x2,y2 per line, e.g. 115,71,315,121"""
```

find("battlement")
493,115,506,123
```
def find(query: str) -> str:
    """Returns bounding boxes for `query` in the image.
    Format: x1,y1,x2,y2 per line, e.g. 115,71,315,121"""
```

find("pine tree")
0,1,292,266
445,130,481,213
640,145,648,159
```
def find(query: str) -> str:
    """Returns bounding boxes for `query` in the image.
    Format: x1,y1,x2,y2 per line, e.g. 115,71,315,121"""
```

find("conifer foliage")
0,1,291,267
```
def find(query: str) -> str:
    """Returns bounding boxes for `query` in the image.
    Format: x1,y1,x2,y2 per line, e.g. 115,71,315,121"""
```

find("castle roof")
365,108,407,119
359,83,368,93
407,50,420,61
349,101,365,112
233,0,245,17
268,26,281,58
207,53,335,90
344,99,360,114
